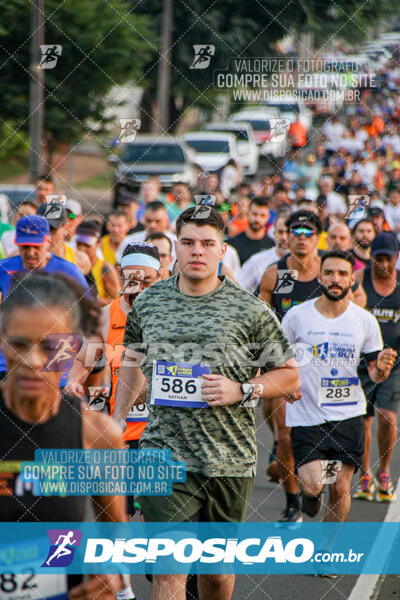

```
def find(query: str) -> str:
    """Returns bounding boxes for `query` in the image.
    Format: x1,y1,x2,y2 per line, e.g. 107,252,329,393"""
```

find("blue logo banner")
0,523,399,575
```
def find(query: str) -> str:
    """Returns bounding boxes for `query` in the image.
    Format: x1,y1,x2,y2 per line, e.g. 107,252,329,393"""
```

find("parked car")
230,109,289,158
112,136,198,202
262,95,313,131
0,184,36,219
183,131,241,173
203,121,259,175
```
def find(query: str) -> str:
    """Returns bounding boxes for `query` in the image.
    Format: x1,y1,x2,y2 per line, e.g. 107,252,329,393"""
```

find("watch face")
242,382,253,394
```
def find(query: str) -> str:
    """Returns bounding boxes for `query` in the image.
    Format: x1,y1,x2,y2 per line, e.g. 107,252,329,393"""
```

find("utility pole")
29,0,45,182
154,0,173,134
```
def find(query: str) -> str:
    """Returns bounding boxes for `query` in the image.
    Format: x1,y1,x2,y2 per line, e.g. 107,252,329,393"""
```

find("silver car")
112,136,198,203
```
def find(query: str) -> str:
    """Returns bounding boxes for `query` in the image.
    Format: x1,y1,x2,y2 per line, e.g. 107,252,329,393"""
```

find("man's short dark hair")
122,242,160,262
145,232,172,253
286,210,323,234
250,196,269,209
107,210,128,221
17,200,37,211
36,173,53,183
351,218,376,234
176,206,225,237
320,250,355,270
77,220,101,236
145,200,167,213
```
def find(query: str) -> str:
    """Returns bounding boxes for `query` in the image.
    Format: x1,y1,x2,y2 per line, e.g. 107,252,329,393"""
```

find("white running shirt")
282,299,383,426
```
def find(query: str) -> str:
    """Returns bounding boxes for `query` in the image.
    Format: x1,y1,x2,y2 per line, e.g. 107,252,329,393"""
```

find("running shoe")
353,473,375,501
376,471,395,502
301,490,323,517
278,506,303,524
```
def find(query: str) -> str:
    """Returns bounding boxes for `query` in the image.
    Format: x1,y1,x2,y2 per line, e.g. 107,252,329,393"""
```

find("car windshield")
0,189,36,209
185,139,230,153
266,103,300,113
209,128,249,142
246,119,270,131
120,143,185,163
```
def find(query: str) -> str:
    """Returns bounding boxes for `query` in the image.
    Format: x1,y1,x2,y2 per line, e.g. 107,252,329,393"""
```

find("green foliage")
0,0,155,158
0,120,29,161
136,0,400,130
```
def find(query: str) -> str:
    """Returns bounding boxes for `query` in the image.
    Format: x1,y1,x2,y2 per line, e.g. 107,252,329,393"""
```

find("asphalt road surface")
127,408,400,600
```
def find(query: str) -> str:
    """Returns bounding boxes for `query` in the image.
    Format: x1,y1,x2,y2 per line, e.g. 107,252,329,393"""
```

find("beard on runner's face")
357,238,371,249
321,283,351,301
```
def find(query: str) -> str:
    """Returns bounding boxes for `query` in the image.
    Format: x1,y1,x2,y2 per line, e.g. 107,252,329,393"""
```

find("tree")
0,0,155,167
135,0,400,131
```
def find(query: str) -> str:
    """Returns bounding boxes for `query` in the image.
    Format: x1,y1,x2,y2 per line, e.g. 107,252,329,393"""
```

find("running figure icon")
46,531,77,566
45,335,77,370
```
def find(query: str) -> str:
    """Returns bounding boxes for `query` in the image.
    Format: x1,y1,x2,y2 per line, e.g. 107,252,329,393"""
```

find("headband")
121,253,160,271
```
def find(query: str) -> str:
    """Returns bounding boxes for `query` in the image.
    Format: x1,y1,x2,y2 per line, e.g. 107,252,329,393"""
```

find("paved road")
127,409,400,600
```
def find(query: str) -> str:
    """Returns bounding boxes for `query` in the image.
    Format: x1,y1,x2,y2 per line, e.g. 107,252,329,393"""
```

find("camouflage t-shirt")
124,275,294,477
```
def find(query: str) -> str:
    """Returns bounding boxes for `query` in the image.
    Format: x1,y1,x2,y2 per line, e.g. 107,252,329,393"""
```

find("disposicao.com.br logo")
83,536,360,566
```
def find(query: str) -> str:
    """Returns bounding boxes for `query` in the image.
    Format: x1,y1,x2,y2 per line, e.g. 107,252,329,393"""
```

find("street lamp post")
154,0,173,134
29,0,45,182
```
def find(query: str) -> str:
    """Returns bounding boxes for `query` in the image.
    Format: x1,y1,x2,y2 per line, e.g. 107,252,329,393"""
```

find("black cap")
37,203,67,229
371,232,399,257
368,206,385,218
286,210,323,234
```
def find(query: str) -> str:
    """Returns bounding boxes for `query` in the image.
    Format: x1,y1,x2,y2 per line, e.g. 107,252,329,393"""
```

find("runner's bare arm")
82,408,127,519
354,268,365,286
102,262,120,299
367,348,397,383
70,410,126,599
259,264,277,304
351,280,367,307
65,333,104,397
113,348,147,428
65,309,109,397
203,358,300,406
75,249,91,275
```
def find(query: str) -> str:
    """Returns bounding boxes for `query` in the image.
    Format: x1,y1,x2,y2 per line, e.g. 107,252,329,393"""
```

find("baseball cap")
37,203,67,229
367,206,385,218
65,199,82,217
371,232,399,257
75,221,101,246
15,215,50,246
286,210,323,233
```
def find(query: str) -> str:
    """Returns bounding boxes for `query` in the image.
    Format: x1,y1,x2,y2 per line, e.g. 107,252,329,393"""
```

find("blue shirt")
0,254,90,378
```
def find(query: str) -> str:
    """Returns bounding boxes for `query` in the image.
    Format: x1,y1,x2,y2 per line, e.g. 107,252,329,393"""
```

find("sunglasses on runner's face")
67,211,76,219
290,227,315,238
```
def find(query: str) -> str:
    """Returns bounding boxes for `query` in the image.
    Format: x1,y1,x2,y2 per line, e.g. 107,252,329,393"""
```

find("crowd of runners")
1,59,400,600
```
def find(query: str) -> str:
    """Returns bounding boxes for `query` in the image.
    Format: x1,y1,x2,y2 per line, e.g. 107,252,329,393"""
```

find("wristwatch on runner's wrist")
240,381,254,405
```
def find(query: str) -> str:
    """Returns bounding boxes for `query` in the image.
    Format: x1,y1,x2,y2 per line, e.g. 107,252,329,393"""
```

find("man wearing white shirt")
282,250,396,522
116,200,177,263
236,214,288,293
319,176,347,216
384,189,400,240
321,117,346,152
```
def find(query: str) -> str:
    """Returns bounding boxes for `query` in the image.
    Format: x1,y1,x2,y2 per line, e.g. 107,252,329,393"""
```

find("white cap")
66,198,82,216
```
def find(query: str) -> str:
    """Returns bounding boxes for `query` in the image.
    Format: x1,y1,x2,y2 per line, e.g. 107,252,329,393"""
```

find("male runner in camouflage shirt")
114,206,299,600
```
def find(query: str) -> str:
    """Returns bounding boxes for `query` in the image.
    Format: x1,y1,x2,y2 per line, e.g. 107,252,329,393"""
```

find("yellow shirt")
63,243,77,264
92,257,106,299
317,231,328,251
101,235,116,265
